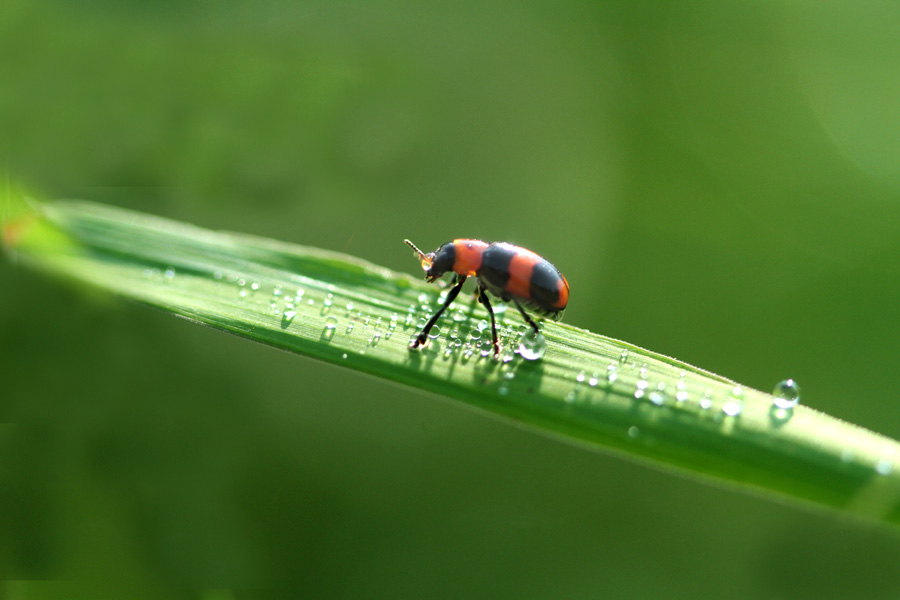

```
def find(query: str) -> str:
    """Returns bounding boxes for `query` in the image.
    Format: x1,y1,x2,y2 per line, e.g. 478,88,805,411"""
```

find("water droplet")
588,374,599,387
699,390,713,410
722,400,742,417
164,267,176,280
283,310,297,321
516,331,546,361
676,378,689,402
635,379,649,400
324,293,334,307
213,270,224,280
627,426,640,439
576,371,586,384
875,458,894,476
648,383,666,406
619,349,629,363
772,379,801,410
341,353,348,360
498,384,509,396
417,292,429,303
477,320,489,332
607,364,618,384
346,302,354,312
250,281,259,291
428,325,442,339
452,309,466,322
722,387,744,416
324,316,338,330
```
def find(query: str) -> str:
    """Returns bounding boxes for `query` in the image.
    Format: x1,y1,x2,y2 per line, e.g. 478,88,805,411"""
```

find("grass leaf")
5,192,900,529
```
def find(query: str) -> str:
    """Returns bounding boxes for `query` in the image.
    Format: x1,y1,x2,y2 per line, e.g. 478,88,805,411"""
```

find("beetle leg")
411,275,466,350
512,297,541,335
476,286,501,356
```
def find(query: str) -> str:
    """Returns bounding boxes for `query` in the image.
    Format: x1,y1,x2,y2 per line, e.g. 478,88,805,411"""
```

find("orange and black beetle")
404,238,569,356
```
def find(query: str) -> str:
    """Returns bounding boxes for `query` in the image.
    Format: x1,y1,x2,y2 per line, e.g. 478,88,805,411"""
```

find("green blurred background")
3,1,900,597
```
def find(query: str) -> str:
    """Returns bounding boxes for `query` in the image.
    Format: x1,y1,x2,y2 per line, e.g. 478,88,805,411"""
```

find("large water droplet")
324,316,338,330
516,331,546,361
772,379,801,410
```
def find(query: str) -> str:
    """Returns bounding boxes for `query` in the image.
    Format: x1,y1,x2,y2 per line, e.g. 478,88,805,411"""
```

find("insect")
404,238,569,356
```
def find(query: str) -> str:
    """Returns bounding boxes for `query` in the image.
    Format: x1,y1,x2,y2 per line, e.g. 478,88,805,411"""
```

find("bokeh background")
3,1,900,597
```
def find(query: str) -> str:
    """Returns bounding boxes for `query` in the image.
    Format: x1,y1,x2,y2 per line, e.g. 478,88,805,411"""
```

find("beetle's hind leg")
511,298,541,336
475,284,501,357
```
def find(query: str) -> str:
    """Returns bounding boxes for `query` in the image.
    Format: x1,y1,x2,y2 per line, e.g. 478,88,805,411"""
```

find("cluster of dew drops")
405,291,547,362
206,273,546,363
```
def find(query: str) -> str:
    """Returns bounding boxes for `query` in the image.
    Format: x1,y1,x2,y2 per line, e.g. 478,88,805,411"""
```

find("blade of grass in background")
4,190,900,530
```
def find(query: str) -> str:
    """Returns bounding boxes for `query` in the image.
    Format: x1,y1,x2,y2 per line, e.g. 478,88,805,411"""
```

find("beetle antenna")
404,239,427,260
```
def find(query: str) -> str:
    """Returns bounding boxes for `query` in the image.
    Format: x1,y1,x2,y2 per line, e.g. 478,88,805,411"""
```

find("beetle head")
404,239,441,282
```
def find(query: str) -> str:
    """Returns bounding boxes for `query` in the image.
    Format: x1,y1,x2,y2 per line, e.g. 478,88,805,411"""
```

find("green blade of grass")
4,192,900,529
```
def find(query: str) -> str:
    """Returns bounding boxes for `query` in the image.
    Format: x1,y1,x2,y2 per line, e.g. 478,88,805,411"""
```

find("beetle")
404,238,569,356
